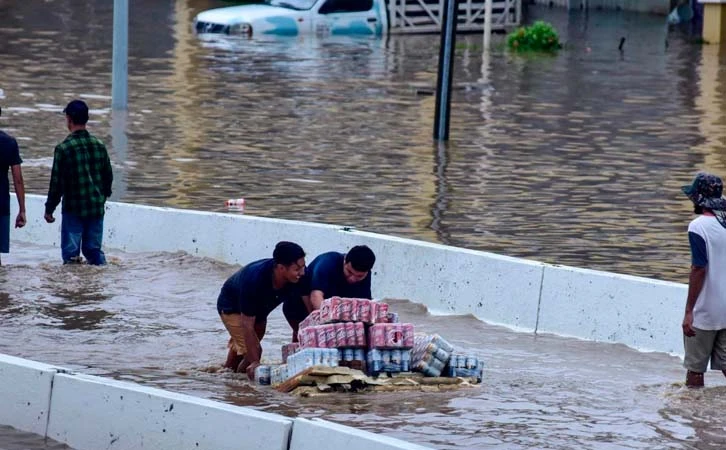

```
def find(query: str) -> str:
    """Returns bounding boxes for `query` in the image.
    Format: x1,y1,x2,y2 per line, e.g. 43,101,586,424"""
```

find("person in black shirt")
217,241,306,379
283,245,375,341
0,106,26,265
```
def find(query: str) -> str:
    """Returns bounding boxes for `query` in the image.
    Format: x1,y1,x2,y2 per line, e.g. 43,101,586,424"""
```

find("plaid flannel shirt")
45,130,113,218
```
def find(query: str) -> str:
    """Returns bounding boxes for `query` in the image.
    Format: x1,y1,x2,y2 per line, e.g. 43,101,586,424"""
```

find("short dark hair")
345,245,375,272
63,100,89,125
273,241,305,266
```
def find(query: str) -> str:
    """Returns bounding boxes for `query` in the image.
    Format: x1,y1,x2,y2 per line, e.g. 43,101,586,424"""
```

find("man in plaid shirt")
44,100,113,265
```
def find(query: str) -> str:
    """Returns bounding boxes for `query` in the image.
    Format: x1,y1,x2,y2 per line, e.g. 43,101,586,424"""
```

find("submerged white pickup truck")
193,0,388,37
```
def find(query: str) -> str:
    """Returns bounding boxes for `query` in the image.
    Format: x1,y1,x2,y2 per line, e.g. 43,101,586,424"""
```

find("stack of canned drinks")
411,333,455,377
446,353,485,382
298,322,367,348
366,349,412,375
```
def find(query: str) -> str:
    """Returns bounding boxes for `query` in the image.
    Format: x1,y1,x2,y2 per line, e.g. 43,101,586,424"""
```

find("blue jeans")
61,213,106,265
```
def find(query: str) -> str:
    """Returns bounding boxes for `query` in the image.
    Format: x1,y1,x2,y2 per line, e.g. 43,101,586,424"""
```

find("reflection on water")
2,243,726,449
1,1,723,282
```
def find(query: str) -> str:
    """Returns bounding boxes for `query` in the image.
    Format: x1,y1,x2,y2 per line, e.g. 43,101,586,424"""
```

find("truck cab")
193,0,388,37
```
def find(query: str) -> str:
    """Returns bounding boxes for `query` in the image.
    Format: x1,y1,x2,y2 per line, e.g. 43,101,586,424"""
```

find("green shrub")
507,21,562,52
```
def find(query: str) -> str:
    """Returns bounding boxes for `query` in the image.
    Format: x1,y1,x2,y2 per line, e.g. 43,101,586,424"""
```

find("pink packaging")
402,323,415,348
339,298,352,322
349,298,359,322
282,343,300,362
359,300,372,324
355,322,366,347
325,324,337,348
300,328,318,348
315,325,327,347
376,302,389,323
368,323,386,348
386,324,403,347
345,322,356,347
335,323,348,347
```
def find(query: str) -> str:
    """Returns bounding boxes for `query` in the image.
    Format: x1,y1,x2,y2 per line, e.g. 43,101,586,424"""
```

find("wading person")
681,172,726,388
0,106,26,265
217,241,306,379
283,245,375,342
44,100,113,265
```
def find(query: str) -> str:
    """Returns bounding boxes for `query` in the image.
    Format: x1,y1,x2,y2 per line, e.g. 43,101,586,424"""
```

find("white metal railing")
388,0,521,33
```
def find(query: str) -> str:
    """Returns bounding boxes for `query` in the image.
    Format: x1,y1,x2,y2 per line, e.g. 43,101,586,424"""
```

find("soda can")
224,198,245,208
329,349,339,367
315,326,327,348
355,322,366,347
376,302,389,323
358,299,371,323
386,312,399,324
354,348,365,362
336,323,348,346
434,347,449,362
349,298,359,321
340,298,352,321
345,322,356,347
401,350,411,372
255,365,271,385
325,324,337,347
476,360,485,383
342,348,353,361
465,355,478,370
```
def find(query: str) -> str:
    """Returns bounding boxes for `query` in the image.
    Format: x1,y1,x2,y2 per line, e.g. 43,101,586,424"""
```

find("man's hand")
682,311,696,337
246,361,260,381
44,213,55,223
14,212,26,228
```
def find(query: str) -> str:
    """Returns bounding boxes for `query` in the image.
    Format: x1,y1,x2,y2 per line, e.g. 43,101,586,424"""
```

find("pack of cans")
286,348,340,379
368,323,415,349
318,297,390,325
270,364,288,386
410,334,455,377
254,365,271,385
446,354,484,382
366,349,412,375
299,323,366,348
299,309,322,330
281,343,300,363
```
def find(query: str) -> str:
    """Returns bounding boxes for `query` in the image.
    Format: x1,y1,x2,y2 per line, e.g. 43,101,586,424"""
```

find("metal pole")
433,0,460,141
112,0,129,110
483,0,492,49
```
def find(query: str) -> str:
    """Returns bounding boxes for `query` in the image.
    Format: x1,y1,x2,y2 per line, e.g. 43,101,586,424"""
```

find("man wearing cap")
44,100,113,265
283,245,376,342
681,172,726,388
0,106,26,265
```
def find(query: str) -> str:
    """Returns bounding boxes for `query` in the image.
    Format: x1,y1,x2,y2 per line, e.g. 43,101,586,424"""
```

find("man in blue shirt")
0,106,26,265
217,241,306,379
283,245,376,341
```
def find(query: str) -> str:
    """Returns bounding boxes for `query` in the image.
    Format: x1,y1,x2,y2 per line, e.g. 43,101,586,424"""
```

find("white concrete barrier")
290,418,432,450
11,194,689,354
0,354,61,436
538,265,686,354
46,372,292,450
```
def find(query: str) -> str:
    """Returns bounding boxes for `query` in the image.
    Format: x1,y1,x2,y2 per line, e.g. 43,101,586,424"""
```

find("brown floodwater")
1,0,726,448
1,243,725,449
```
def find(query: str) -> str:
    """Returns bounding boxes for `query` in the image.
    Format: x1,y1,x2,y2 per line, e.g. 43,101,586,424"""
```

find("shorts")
283,297,310,324
683,327,726,372
220,313,247,356
0,215,9,253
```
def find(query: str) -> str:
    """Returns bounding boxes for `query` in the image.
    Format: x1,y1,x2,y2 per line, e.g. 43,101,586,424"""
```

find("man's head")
63,100,89,130
682,172,726,214
343,245,375,284
273,241,306,283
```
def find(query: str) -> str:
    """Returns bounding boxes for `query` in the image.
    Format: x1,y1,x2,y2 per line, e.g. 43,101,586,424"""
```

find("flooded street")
2,244,726,449
2,0,726,448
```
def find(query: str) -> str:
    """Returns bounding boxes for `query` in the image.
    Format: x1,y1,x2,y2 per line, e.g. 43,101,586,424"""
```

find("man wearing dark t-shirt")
0,106,26,265
283,245,376,341
217,241,306,379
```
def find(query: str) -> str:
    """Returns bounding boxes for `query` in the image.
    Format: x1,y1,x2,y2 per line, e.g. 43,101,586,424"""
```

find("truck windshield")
265,0,317,10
